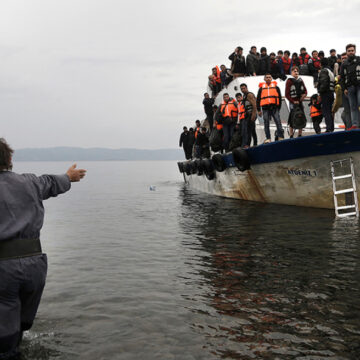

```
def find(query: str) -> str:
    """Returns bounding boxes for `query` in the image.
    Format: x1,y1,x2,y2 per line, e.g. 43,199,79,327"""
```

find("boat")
178,75,360,216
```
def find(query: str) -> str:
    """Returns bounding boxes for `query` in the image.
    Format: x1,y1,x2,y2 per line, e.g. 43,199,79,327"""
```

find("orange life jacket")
237,103,245,121
215,65,221,83
195,126,200,138
310,104,322,118
220,99,238,118
259,81,280,107
215,122,223,130
282,57,291,73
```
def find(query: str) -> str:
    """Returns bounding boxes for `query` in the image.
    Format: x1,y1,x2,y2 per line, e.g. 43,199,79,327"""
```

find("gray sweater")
0,171,71,241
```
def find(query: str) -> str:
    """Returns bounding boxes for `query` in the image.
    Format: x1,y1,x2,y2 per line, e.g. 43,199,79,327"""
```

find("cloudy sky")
0,0,357,149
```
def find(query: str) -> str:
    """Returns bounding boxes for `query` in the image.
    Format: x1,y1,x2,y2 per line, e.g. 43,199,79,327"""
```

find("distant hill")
13,147,183,161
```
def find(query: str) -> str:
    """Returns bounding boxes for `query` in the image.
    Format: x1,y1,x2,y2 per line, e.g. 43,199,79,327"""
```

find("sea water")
13,161,360,359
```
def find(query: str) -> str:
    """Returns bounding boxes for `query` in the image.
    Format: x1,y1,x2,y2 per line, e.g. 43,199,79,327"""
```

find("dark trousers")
206,111,213,130
0,254,47,359
321,92,334,132
183,146,192,160
312,115,323,134
222,122,235,151
241,115,255,147
263,108,284,139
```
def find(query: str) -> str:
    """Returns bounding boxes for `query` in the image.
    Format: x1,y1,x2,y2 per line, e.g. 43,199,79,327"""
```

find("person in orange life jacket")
179,126,193,160
228,46,246,77
341,44,360,129
203,93,215,130
240,83,257,148
194,119,201,142
285,66,308,138
317,58,335,132
220,93,238,151
208,66,221,97
195,127,210,159
308,50,321,85
282,50,291,74
258,47,270,75
309,94,323,134
220,64,233,89
256,74,284,143
299,47,310,65
235,93,245,123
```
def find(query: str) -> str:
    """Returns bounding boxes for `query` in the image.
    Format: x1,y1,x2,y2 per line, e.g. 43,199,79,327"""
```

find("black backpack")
291,104,307,129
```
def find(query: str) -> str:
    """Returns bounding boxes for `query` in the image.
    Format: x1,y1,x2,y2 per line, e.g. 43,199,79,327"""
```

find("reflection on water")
179,185,360,359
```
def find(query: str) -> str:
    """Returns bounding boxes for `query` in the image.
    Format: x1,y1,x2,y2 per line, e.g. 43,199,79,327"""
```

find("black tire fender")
211,154,227,172
232,147,250,172
202,159,216,181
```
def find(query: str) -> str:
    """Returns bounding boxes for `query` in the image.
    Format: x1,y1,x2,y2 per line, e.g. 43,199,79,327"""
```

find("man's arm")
256,88,262,113
248,93,257,121
276,86,282,110
36,164,86,200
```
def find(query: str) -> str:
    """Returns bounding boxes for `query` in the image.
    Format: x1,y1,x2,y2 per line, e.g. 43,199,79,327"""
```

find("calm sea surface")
13,161,360,360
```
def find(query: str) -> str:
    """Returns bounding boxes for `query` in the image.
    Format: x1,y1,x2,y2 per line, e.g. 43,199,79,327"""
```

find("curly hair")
0,138,14,171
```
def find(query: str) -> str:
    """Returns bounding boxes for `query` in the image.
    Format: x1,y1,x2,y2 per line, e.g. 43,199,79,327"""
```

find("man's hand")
258,111,263,117
66,164,87,182
344,89,348,96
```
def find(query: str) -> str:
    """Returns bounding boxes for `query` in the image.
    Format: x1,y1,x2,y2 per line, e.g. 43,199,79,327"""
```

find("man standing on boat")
202,93,215,130
257,74,284,143
317,58,335,132
179,126,192,160
240,83,257,147
228,46,246,78
285,66,308,138
340,44,360,129
246,46,260,76
0,138,86,359
219,93,238,152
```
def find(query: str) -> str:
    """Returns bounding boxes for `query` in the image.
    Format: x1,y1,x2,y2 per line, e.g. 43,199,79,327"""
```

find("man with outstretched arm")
0,138,86,359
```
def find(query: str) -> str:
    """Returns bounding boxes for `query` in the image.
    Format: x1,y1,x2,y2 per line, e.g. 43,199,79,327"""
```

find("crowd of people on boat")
179,43,360,160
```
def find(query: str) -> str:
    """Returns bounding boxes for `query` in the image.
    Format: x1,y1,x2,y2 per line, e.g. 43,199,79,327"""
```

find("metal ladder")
330,158,359,218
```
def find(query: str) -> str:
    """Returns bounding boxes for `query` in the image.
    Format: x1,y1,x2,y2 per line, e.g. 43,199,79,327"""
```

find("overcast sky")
0,0,357,149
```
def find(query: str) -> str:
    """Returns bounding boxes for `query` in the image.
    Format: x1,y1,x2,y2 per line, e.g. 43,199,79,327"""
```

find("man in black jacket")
228,47,246,77
317,58,335,132
179,127,192,160
258,47,270,75
340,44,360,129
202,93,214,129
246,46,260,76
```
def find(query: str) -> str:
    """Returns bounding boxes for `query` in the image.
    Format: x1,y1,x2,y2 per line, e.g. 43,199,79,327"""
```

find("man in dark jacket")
246,46,260,76
228,47,246,77
317,58,335,132
328,49,338,72
0,138,86,359
257,74,284,142
202,93,215,129
340,44,360,129
258,47,270,75
179,126,192,159
220,64,233,89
